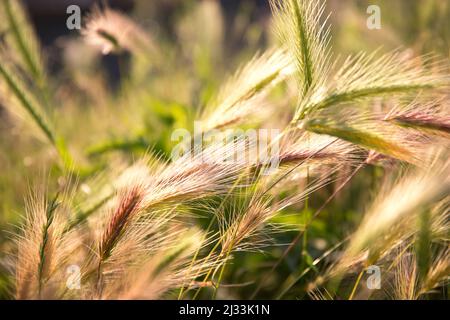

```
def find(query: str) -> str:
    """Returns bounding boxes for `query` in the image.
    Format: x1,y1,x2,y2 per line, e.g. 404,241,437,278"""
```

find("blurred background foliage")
0,0,449,299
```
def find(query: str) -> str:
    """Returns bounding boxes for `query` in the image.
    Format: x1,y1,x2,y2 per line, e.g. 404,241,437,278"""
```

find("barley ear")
270,0,330,96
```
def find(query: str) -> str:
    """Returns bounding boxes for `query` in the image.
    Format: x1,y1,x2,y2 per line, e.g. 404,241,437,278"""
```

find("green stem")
37,195,59,298
211,254,228,300
348,269,364,300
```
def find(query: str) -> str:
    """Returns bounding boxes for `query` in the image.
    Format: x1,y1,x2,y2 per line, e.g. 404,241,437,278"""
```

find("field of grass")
0,0,449,300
